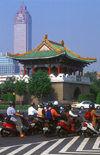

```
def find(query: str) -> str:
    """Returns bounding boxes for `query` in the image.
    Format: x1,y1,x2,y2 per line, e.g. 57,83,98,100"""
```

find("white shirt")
7,107,17,122
28,106,38,116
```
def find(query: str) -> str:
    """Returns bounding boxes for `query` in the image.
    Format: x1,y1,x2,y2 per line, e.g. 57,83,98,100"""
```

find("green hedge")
2,93,15,101
0,104,30,110
96,92,100,104
0,104,38,110
78,93,95,102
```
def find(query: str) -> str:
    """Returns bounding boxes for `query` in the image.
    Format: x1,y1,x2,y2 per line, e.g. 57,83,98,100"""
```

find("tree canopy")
14,80,27,96
28,70,51,101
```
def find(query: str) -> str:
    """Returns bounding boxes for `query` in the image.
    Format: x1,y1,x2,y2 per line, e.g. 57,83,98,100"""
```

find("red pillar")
24,67,26,76
27,68,29,76
58,65,60,75
32,66,34,73
61,67,63,73
49,66,51,75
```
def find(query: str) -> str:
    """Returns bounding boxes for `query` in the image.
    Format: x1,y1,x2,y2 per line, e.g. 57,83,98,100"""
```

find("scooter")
1,115,33,137
56,115,82,137
30,116,44,134
82,118,100,137
43,119,58,136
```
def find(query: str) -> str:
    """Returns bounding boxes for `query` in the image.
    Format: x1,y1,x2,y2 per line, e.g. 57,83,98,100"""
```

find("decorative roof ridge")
48,40,64,46
64,45,97,61
44,39,64,53
8,41,44,57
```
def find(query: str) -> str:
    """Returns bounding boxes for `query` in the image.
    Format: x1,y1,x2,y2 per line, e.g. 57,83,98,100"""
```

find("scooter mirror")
79,110,82,114
17,110,20,113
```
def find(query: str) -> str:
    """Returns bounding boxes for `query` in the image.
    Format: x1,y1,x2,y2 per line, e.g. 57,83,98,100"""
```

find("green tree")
90,79,100,98
1,77,15,93
96,92,100,104
84,71,97,82
28,70,51,102
78,93,95,102
14,80,27,96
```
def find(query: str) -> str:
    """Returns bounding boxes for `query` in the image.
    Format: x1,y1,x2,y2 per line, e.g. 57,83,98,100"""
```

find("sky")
0,0,100,72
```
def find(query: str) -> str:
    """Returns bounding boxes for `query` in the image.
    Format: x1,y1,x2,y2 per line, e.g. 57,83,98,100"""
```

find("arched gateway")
8,34,96,103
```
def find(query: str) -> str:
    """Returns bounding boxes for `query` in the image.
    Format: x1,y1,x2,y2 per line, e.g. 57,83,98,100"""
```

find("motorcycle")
43,119,57,136
82,117,100,137
56,115,82,137
1,114,33,137
30,116,44,134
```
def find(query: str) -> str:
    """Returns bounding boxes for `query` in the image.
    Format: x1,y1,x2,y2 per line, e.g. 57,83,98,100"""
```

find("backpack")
85,111,92,120
46,109,52,119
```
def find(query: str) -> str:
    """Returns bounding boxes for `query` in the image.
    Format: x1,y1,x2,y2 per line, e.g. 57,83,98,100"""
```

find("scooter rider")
7,101,26,138
51,101,61,121
65,104,78,131
37,103,45,119
28,102,37,120
89,103,100,128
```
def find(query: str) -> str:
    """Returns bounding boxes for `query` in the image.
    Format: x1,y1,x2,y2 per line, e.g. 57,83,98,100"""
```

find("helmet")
48,102,53,107
54,101,58,106
60,106,63,110
9,101,14,107
89,103,95,109
31,102,35,107
39,103,44,108
65,104,71,111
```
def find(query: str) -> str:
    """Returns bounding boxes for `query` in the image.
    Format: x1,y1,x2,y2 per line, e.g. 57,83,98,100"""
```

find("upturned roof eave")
7,52,66,60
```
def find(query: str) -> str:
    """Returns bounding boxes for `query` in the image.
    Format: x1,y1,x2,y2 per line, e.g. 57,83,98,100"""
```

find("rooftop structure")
8,34,96,77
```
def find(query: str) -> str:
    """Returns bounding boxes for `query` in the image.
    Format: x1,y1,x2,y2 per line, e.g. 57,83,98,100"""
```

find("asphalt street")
0,110,100,155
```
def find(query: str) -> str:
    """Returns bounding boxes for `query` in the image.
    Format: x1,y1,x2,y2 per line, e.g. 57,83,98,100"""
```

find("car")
71,101,100,110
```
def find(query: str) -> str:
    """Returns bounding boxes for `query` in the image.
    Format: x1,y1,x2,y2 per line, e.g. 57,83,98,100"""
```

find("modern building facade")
0,52,19,76
14,4,32,54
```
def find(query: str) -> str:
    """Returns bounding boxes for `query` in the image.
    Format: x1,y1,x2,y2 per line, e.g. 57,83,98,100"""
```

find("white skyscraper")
14,4,32,54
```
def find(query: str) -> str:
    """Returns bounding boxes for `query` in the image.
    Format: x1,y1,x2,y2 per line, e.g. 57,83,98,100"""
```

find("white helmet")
54,101,58,105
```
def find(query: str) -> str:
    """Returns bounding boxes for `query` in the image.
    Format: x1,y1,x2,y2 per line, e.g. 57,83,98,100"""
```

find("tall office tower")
0,52,19,75
14,4,32,54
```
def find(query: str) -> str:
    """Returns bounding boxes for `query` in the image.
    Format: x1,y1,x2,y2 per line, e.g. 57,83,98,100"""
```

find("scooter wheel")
57,129,68,138
1,128,10,137
43,131,49,137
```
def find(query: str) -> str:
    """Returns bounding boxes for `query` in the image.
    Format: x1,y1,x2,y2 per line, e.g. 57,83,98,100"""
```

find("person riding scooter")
65,104,78,131
37,103,45,119
28,102,37,120
51,101,61,121
89,103,100,129
7,101,26,138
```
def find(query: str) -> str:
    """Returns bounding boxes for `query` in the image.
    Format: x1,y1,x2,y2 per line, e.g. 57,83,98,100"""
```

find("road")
0,110,100,155
0,134,100,155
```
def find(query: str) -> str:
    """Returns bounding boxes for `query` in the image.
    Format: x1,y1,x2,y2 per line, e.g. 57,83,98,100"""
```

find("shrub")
96,92,100,104
1,93,15,101
78,93,95,102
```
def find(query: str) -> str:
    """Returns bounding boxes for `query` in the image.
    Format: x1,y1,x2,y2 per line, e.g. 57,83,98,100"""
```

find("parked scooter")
1,114,33,137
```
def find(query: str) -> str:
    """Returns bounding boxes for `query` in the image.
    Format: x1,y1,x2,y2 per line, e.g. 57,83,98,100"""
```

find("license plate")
82,127,87,130
31,123,35,127
43,127,48,131
56,126,61,129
